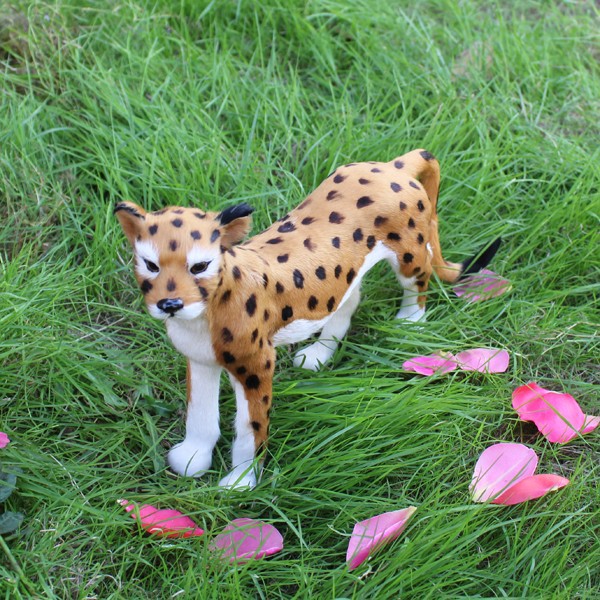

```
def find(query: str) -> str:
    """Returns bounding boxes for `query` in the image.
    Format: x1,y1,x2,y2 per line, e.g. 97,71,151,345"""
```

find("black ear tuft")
114,202,144,218
218,203,254,226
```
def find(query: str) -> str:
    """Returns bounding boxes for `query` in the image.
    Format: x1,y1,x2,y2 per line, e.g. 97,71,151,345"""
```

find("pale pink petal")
471,443,538,502
119,499,204,538
454,269,511,302
455,348,509,373
0,432,10,449
512,382,598,443
210,518,283,562
491,474,569,505
402,353,457,376
346,507,417,571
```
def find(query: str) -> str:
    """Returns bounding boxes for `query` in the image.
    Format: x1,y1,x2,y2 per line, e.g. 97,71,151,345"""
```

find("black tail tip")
460,237,502,278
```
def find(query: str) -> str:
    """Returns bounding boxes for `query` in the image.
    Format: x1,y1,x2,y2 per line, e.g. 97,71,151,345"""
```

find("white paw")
396,306,426,322
218,463,258,490
167,440,213,477
293,342,336,371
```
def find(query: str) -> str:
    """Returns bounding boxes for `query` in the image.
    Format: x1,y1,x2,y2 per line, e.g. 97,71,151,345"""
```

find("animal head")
115,201,254,320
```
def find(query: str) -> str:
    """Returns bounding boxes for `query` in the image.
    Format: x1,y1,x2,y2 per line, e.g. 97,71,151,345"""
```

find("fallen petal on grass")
491,474,570,505
512,382,599,443
346,507,417,571
210,518,283,562
119,499,204,538
471,443,568,505
455,348,510,373
0,432,10,449
454,269,511,302
402,353,457,376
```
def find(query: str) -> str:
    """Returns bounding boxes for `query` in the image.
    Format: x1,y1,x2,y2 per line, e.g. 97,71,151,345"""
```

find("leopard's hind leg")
388,247,431,322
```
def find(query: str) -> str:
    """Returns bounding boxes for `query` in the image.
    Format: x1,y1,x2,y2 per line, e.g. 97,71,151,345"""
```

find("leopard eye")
190,261,210,275
144,259,160,273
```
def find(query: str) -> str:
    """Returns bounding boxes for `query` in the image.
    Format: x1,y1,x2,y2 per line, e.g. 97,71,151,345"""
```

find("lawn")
0,0,598,598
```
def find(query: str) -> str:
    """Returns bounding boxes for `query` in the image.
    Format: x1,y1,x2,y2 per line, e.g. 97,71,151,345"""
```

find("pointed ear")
114,201,147,245
218,203,254,248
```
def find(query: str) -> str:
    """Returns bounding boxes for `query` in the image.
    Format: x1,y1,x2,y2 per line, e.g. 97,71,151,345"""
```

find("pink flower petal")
454,269,511,302
0,432,10,449
471,443,538,502
346,507,417,571
119,499,204,538
491,474,569,505
512,382,599,443
402,353,457,376
210,518,283,562
455,348,509,373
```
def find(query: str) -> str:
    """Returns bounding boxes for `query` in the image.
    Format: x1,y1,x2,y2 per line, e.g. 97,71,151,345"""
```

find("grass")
0,0,598,597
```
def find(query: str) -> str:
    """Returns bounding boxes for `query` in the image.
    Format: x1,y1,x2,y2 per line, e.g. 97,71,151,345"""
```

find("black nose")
157,298,184,315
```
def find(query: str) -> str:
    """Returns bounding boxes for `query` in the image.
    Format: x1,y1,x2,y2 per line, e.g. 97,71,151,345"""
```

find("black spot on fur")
222,328,233,343
251,329,259,343
246,294,257,316
308,296,318,310
391,182,402,193
399,201,407,211
262,395,270,404
276,282,284,294
410,181,420,190
198,285,208,299
367,235,376,249
403,253,414,264
374,216,388,227
417,200,425,212
172,209,184,214
227,248,236,257
171,218,183,228
417,233,425,244
327,297,335,311
329,212,344,224
223,351,236,364
387,232,401,241
232,266,242,280
246,375,260,390
394,160,404,169
237,366,247,375
277,254,289,263
167,278,176,292
148,224,158,235
420,150,435,161
293,269,305,289
278,221,296,233
211,229,220,243
332,237,341,248
359,178,370,185
413,266,421,274
417,280,426,288
302,217,316,225
220,290,232,303
262,273,269,288
190,230,201,240
371,167,382,173
315,266,326,280
265,360,272,370
327,190,339,201
264,309,270,321
194,211,206,220
304,238,315,251
334,265,342,278
282,306,293,321
267,237,283,244
346,269,356,284
333,174,347,184
353,228,364,242
169,240,178,251
141,280,153,294
408,218,416,228
356,196,374,209
251,420,261,431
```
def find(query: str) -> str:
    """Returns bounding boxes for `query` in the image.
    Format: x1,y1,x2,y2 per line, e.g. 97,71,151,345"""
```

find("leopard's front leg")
219,347,274,489
168,359,222,477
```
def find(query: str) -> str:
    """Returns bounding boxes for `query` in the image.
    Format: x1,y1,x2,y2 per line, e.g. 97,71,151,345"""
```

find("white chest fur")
165,316,216,365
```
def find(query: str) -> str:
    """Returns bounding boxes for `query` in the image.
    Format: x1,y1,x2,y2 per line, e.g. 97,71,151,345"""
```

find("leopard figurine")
115,149,500,488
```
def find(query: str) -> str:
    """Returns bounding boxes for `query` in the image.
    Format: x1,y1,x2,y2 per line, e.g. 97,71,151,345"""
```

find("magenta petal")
210,518,283,562
454,269,511,302
402,353,457,376
512,382,598,443
492,474,569,505
455,348,509,373
346,507,417,571
471,443,538,502
0,432,10,449
119,500,204,538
